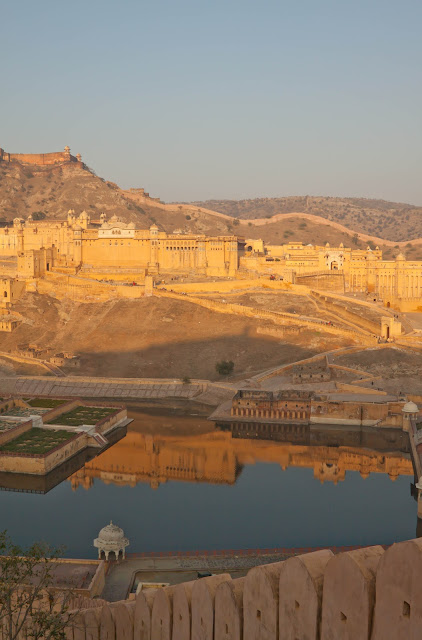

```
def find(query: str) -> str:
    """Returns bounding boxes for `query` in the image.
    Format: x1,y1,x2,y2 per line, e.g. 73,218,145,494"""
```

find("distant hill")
186,196,422,242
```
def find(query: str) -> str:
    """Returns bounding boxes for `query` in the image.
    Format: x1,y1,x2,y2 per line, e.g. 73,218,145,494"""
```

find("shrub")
181,376,191,384
216,360,234,375
32,211,46,220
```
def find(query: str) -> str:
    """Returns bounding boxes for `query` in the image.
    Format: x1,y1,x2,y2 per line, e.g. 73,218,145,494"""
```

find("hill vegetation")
188,196,422,242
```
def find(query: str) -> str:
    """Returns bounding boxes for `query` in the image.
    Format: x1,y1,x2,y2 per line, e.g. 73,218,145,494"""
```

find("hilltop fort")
0,145,84,166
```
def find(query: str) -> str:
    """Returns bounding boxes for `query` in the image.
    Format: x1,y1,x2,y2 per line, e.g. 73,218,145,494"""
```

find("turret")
402,401,419,433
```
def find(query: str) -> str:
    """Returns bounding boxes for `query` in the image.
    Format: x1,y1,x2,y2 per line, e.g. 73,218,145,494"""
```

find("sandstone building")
242,240,422,311
2,212,238,278
1,210,422,309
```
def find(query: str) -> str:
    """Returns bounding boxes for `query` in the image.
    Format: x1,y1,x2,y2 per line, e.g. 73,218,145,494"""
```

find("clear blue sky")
2,0,421,204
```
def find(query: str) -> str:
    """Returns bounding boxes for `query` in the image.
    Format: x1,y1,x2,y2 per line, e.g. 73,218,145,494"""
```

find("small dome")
403,401,419,414
109,214,121,223
325,242,330,248
93,520,129,560
150,224,159,230
73,224,82,231
396,252,405,261
127,222,136,229
79,211,89,219
97,521,126,543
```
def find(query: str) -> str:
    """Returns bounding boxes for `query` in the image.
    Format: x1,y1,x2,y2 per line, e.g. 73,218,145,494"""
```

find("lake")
0,402,417,558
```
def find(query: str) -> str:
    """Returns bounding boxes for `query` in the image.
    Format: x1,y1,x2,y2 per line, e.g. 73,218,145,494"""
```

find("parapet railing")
55,537,422,640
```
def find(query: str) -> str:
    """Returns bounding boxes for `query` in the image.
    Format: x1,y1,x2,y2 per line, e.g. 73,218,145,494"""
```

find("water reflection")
0,405,417,555
68,405,413,491
69,430,413,490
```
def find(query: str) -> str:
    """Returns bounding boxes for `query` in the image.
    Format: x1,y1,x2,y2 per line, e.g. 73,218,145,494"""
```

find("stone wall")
0,419,32,446
0,148,82,166
0,432,86,474
155,290,375,345
311,291,382,335
58,538,422,640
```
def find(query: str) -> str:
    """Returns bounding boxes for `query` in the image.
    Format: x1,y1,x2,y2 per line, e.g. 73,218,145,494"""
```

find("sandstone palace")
0,211,422,311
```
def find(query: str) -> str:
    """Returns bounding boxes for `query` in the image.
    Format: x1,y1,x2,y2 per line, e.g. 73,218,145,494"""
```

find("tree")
31,212,46,221
0,531,77,640
352,233,359,245
216,360,234,375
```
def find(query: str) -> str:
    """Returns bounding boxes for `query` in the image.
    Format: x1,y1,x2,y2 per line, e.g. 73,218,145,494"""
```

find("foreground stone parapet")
83,609,100,640
279,549,333,640
372,538,422,640
151,588,172,640
112,603,134,640
215,577,245,640
172,580,195,640
191,574,231,640
55,538,422,640
135,590,156,640
244,561,285,640
320,546,384,640
99,604,116,640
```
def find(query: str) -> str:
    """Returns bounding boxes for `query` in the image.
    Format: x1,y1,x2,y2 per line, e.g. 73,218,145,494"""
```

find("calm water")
0,404,417,558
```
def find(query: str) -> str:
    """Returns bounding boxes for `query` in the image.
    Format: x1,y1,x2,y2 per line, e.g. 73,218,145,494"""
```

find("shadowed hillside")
187,196,422,242
0,293,352,380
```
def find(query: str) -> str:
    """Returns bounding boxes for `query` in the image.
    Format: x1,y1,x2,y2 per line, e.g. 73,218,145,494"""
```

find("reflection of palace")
69,430,413,490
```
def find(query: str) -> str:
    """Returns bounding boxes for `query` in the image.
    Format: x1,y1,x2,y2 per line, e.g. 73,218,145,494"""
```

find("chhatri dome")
93,521,129,560
402,401,419,414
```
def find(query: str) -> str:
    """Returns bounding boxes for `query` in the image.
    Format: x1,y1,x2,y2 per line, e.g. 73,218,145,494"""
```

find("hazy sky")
2,0,421,203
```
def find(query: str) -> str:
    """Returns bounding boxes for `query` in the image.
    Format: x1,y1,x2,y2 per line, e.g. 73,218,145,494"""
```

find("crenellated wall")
57,537,422,640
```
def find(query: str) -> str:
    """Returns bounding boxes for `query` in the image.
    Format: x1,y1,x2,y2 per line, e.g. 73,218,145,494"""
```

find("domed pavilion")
94,521,129,560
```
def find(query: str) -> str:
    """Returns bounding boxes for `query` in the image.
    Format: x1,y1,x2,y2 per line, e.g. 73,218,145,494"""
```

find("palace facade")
0,212,238,278
1,212,422,309
242,240,422,310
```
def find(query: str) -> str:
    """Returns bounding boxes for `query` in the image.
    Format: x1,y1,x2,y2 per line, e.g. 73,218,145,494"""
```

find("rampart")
0,146,83,166
56,537,422,640
155,289,376,345
311,291,384,335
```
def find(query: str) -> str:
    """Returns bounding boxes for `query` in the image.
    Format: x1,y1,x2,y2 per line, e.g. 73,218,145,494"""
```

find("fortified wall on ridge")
0,145,83,166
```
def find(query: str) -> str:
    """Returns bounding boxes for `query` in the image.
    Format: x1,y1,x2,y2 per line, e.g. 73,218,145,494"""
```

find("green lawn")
51,406,116,427
27,398,67,409
0,428,75,455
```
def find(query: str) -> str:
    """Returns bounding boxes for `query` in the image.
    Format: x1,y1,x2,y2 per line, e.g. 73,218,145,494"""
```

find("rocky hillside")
187,196,422,242
0,292,346,380
0,161,153,224
1,158,421,247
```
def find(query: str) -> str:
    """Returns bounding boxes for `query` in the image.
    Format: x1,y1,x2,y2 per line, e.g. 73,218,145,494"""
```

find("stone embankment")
0,376,234,405
56,537,422,640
